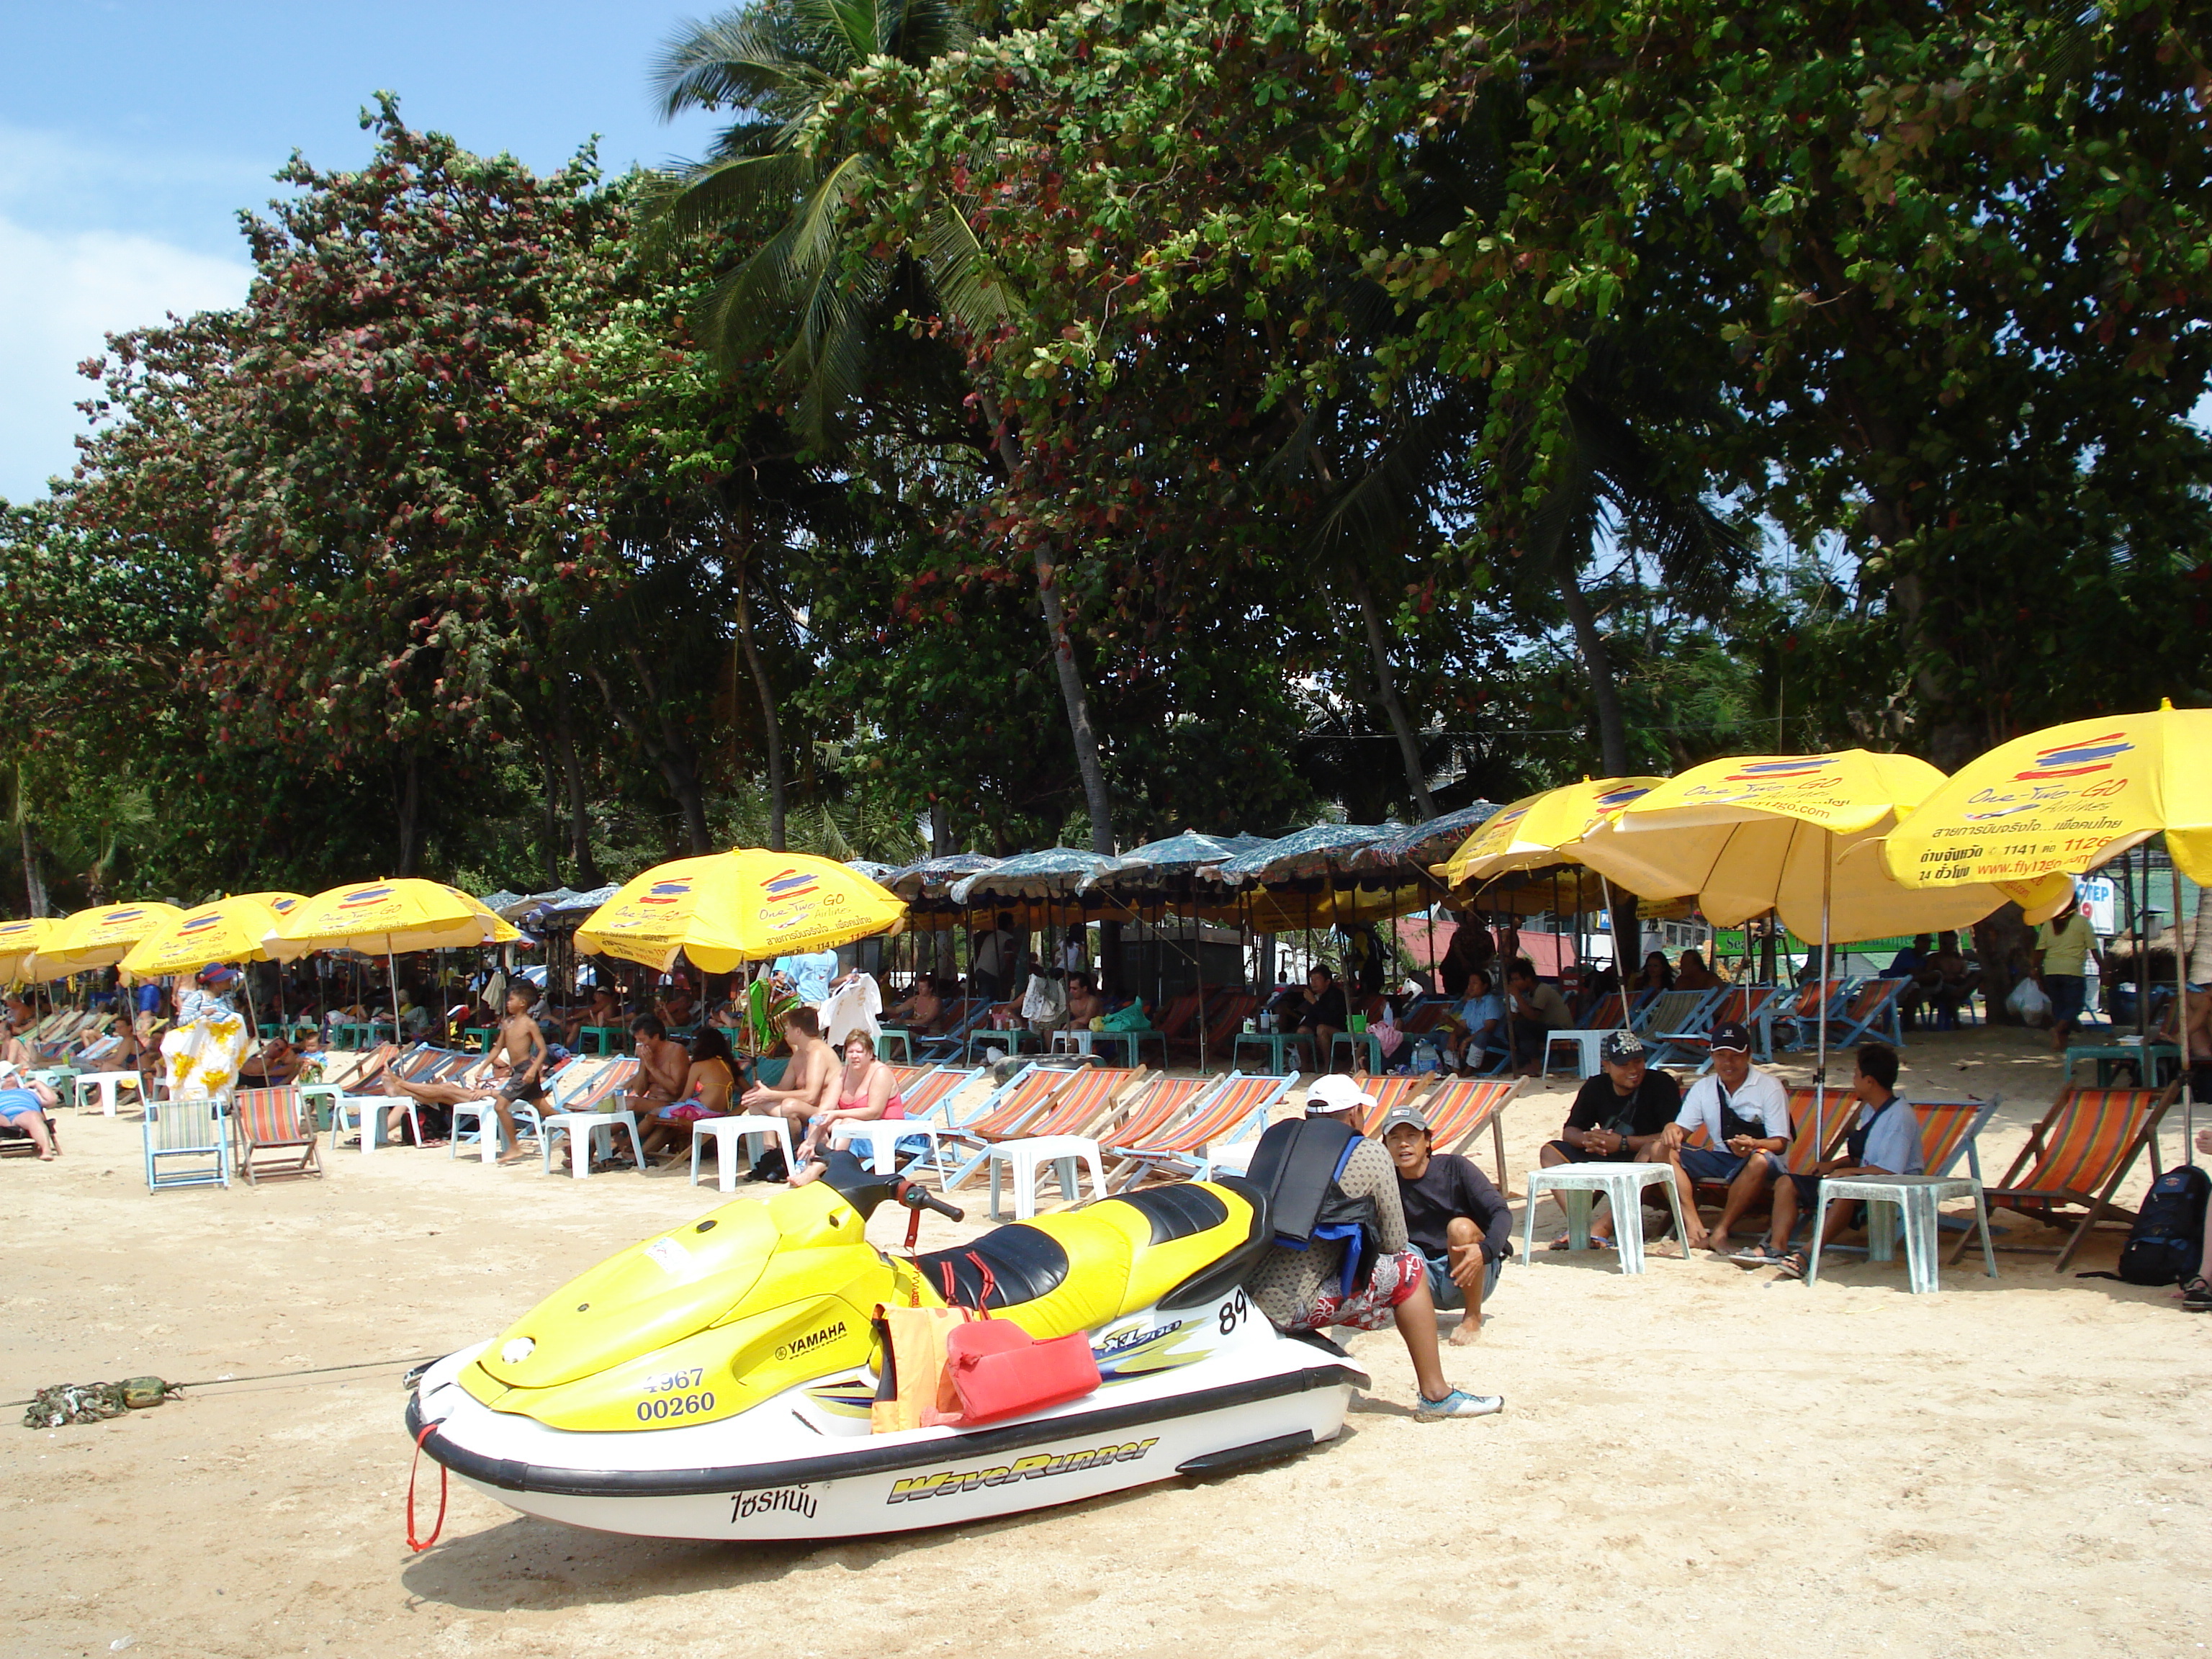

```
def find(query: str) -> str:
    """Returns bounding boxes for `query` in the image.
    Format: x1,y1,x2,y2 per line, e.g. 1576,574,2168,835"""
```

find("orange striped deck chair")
1912,1095,1999,1180
1354,1075,1438,1134
1107,1071,1295,1187
1948,1082,2176,1269
1097,1079,1220,1185
229,1086,323,1184
1416,1076,1520,1183
889,1065,979,1127
941,1066,1148,1190
315,1042,398,1093
948,1064,1081,1137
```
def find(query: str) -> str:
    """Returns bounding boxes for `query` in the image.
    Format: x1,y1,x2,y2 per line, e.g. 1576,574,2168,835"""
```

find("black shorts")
499,1074,547,1104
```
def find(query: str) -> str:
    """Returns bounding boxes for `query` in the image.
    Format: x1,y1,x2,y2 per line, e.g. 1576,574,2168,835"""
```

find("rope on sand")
11,1353,441,1419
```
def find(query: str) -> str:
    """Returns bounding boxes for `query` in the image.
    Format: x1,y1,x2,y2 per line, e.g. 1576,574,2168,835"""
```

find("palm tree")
650,0,1119,855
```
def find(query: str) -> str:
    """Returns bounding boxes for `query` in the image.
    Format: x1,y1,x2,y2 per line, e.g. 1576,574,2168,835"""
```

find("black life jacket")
1245,1115,1380,1298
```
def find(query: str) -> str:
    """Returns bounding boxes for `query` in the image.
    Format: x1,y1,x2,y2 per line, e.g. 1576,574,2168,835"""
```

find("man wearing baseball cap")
1379,1102,1513,1343
1654,1020,1793,1253
1537,1028,1683,1247
1243,1075,1503,1418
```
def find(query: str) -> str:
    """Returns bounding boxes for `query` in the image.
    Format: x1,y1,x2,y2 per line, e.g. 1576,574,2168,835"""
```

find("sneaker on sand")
1416,1390,1504,1420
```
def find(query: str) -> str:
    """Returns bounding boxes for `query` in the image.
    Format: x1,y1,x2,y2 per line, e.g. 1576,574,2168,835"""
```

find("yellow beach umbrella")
274,879,521,1039
0,918,54,986
32,900,186,979
1882,703,2212,889
1583,750,2069,1145
1581,751,2069,940
119,892,308,979
272,880,519,958
1433,777,1666,887
576,850,905,974
1883,701,2212,1139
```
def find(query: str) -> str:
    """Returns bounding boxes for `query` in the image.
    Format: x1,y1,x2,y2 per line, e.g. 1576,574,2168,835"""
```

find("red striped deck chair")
942,1066,1149,1190
230,1086,322,1184
1354,1075,1439,1135
1416,1076,1521,1184
1948,1082,2176,1269
1107,1071,1295,1187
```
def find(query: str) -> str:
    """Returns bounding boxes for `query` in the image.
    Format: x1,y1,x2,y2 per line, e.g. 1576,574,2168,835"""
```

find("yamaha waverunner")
406,1152,1364,1539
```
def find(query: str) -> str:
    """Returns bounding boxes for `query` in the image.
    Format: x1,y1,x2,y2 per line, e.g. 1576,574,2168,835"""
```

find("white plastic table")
831,1118,947,1180
1809,1174,1996,1294
72,1070,145,1116
541,1109,644,1179
1521,1161,1689,1275
691,1115,796,1193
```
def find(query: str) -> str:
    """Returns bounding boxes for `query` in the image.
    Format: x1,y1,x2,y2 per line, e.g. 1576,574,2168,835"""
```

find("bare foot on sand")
1447,1318,1483,1346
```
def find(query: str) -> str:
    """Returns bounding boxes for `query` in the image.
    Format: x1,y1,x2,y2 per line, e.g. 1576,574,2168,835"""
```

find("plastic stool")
984,1135,1106,1220
1520,1161,1689,1275
1809,1174,1996,1293
690,1115,795,1192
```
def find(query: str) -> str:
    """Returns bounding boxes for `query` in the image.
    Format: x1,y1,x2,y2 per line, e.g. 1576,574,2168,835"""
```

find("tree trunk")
2189,883,2212,984
1345,567,1437,819
929,799,957,979
587,656,714,855
1552,541,1640,966
549,689,603,889
976,392,1115,856
17,787,48,917
730,542,787,853
394,750,422,877
537,740,562,891
1973,907,2036,1026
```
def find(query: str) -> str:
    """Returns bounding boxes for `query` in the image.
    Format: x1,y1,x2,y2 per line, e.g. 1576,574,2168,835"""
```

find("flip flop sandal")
2182,1277,2212,1313
1774,1251,1809,1281
1732,1244,1788,1266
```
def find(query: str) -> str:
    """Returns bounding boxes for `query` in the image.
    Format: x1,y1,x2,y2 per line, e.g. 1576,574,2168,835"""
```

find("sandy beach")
5,1025,2208,1659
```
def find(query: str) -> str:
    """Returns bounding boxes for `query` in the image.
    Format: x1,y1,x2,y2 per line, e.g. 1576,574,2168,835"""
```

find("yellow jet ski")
407,1152,1366,1539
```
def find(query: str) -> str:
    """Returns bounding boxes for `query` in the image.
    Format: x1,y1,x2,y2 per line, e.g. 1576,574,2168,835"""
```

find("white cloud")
0,214,249,503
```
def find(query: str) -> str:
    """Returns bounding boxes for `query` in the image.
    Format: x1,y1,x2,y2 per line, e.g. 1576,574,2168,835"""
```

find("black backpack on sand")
2114,1165,2210,1286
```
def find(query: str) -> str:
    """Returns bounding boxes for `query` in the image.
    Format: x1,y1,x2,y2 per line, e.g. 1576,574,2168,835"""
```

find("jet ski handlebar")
896,1179,963,1224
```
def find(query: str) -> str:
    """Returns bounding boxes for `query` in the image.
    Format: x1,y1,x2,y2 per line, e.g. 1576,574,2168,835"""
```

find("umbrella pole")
1598,876,1630,1029
388,946,403,1046
1815,843,1833,1155
2175,863,2195,1161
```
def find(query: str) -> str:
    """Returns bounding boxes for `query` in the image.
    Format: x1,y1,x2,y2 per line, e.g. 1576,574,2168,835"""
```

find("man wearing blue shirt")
1751,1043,1923,1279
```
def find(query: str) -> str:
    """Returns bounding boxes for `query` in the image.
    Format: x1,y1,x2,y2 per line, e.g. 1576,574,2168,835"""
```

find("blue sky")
1,1,724,503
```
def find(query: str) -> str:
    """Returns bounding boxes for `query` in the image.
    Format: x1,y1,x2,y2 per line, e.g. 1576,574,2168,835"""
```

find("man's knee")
1539,1141,1568,1166
1444,1216,1481,1245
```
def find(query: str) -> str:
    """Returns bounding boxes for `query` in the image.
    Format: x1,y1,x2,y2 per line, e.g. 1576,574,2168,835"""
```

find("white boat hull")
409,1293,1364,1541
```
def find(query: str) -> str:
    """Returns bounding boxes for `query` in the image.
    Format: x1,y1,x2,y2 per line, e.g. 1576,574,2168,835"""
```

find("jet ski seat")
914,1178,1270,1341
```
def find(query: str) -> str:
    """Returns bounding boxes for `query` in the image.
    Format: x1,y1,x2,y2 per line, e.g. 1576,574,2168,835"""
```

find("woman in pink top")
796,1031,905,1164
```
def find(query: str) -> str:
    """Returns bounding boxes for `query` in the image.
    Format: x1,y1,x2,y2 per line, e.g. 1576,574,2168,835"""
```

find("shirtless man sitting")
885,976,945,1034
624,1015,692,1125
740,1006,838,1166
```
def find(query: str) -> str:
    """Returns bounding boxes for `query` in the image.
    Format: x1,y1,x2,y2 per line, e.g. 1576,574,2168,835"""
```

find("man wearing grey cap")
1380,1102,1514,1343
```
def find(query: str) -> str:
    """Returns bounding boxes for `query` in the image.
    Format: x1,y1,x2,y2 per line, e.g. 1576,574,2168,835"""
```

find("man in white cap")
1242,1074,1503,1419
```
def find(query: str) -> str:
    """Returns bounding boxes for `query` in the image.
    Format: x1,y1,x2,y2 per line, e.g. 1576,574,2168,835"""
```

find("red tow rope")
406,1421,449,1551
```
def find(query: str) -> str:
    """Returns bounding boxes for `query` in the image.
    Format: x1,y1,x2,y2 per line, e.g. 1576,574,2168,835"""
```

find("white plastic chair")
983,1135,1107,1220
831,1118,948,1177
541,1108,644,1178
691,1115,796,1193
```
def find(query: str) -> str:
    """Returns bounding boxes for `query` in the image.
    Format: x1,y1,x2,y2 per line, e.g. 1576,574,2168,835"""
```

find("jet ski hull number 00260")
408,1156,1367,1539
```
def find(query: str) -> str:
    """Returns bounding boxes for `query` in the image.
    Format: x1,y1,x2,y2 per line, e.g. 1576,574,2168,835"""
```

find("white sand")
4,1024,2208,1658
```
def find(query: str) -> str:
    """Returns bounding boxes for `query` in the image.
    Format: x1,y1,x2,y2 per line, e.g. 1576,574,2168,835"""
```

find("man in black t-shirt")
1291,966,1351,1071
1381,1102,1514,1344
1534,1029,1683,1247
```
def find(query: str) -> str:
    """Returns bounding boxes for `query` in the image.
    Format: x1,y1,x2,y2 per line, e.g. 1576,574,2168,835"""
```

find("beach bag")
2006,977,2052,1026
1020,973,1065,1025
2114,1165,2210,1286
1099,999,1150,1033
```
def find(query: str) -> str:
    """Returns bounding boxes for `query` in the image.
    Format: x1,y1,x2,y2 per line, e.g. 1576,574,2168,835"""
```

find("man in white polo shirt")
1655,1020,1792,1254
